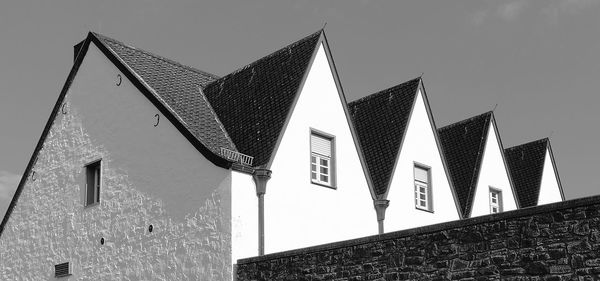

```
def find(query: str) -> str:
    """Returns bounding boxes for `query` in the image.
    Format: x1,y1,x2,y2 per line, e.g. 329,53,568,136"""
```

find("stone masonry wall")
238,196,600,281
0,99,231,280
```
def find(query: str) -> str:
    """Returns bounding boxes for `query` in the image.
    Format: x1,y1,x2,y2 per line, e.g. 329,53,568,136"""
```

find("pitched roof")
438,111,492,216
203,31,322,167
504,138,548,208
92,33,238,156
348,78,421,197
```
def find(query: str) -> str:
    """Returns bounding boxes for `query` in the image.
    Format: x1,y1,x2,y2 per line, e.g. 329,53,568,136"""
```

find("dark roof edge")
204,30,323,91
378,82,420,200
438,110,493,132
320,30,378,200
260,30,324,169
505,137,549,151
546,138,566,201
91,32,220,80
89,33,233,169
419,79,464,218
489,113,521,210
0,34,94,237
463,112,491,217
348,76,422,107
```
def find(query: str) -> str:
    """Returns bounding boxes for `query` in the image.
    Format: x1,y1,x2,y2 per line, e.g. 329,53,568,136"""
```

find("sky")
1,0,600,217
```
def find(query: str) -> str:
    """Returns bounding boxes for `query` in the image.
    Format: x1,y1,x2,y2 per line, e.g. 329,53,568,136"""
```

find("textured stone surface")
0,100,230,280
238,197,600,281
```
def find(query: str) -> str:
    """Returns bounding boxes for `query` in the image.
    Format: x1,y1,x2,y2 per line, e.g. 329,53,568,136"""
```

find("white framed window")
489,187,502,214
85,160,101,206
414,164,432,212
310,130,335,188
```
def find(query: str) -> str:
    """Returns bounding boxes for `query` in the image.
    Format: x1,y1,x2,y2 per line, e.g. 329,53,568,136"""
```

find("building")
0,30,564,280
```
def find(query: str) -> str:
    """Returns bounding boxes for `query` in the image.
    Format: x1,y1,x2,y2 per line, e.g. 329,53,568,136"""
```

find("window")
310,131,335,187
85,160,101,206
414,165,432,212
489,188,502,214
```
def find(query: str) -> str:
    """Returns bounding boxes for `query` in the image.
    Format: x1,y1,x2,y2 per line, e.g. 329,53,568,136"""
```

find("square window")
85,160,101,206
310,131,335,187
414,165,432,212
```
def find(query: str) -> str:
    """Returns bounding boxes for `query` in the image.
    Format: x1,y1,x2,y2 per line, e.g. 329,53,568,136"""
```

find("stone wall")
0,99,231,280
237,196,600,281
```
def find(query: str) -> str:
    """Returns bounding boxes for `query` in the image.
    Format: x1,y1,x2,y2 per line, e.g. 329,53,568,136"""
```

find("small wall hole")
116,74,122,86
100,237,104,245
148,225,153,233
61,103,67,114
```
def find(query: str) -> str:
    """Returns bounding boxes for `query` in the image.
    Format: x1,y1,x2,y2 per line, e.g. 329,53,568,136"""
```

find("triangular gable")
438,112,492,216
504,138,547,208
203,31,322,168
505,138,565,207
348,78,421,198
1,32,234,237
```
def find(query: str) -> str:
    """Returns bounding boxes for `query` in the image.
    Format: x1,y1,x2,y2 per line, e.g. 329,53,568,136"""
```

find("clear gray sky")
1,0,600,217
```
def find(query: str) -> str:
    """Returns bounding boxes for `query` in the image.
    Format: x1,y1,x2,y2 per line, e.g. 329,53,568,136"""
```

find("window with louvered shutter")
310,131,335,187
55,262,71,277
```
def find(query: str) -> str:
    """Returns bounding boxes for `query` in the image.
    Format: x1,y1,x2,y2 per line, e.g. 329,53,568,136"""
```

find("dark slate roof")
348,78,421,197
438,112,492,216
504,138,548,208
203,31,322,167
92,33,238,155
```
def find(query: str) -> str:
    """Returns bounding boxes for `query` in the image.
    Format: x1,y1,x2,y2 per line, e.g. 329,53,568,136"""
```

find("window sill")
311,181,337,190
415,206,434,213
84,202,100,209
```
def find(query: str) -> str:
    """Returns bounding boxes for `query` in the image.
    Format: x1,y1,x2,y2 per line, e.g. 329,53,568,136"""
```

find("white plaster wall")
259,43,376,254
385,90,461,232
469,123,518,217
0,44,232,280
537,149,563,205
231,171,258,263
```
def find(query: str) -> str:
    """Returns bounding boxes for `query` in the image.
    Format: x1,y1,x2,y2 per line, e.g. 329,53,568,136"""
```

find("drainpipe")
252,168,271,256
373,199,389,234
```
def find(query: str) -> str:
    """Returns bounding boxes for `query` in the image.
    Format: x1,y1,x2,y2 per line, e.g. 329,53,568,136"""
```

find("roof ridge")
439,111,492,132
505,137,549,151
348,77,421,106
91,32,220,80
205,30,322,88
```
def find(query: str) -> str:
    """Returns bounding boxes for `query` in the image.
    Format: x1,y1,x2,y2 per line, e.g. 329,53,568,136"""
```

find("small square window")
85,160,101,206
310,131,335,187
489,188,502,214
414,165,432,212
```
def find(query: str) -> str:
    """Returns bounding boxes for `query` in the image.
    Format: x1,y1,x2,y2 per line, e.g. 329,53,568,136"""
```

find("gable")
203,31,322,168
538,147,564,205
505,139,548,208
438,112,491,216
384,87,461,230
468,120,518,217
348,78,421,198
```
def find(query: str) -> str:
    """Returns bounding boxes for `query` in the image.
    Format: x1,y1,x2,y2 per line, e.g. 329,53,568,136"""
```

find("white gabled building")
438,111,520,218
348,78,462,233
505,138,565,208
0,30,378,280
0,29,566,280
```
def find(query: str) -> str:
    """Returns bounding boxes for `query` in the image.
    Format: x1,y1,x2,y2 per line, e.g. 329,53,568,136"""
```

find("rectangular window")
85,160,101,206
414,165,432,212
310,131,335,187
489,188,502,214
